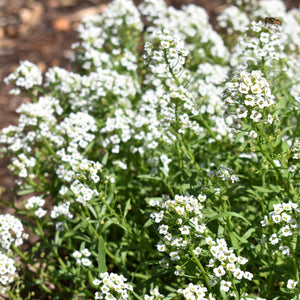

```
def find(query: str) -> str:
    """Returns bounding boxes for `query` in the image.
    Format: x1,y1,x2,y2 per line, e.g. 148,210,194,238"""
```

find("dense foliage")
1,0,300,299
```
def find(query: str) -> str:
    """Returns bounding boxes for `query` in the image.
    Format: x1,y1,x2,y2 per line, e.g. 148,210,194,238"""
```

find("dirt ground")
0,0,300,203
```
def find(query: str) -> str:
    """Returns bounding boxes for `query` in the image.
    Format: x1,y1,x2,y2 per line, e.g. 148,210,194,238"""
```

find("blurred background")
0,0,300,201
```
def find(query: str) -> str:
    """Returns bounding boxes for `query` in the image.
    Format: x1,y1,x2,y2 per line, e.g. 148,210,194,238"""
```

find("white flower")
244,271,253,281
249,130,257,139
220,280,231,292
81,258,92,267
72,250,82,259
269,233,279,245
81,248,91,257
281,225,293,237
287,279,298,289
213,265,225,277
233,269,244,280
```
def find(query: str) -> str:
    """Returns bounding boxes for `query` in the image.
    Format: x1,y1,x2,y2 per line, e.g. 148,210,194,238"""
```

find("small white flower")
244,271,253,281
281,225,293,237
287,279,298,289
249,130,257,139
220,280,232,292
81,258,92,267
213,265,225,277
269,233,279,245
81,248,91,257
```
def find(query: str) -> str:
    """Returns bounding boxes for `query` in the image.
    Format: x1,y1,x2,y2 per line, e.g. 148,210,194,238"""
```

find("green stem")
257,139,294,198
190,248,211,290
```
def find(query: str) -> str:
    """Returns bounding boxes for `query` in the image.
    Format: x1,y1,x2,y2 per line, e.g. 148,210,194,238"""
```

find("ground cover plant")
1,0,300,298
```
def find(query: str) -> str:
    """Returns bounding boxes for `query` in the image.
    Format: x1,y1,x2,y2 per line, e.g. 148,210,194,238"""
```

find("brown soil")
0,0,300,204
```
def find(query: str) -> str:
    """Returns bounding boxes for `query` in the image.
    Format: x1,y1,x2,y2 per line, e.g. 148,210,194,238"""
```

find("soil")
0,0,300,204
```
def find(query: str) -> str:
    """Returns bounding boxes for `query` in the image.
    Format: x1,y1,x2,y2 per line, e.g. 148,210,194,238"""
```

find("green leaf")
101,151,109,165
98,236,107,274
241,228,256,241
229,231,240,248
143,218,154,228
235,131,245,143
163,293,178,300
17,187,35,195
206,211,251,225
137,175,162,181
124,198,132,218
253,186,273,193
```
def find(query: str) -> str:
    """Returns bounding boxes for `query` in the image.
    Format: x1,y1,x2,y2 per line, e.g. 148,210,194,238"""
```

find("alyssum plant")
1,0,300,299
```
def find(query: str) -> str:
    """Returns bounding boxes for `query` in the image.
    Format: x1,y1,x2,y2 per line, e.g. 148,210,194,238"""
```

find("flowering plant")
1,0,300,299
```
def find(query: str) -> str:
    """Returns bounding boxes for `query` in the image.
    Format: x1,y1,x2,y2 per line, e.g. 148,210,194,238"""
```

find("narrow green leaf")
206,211,251,225
253,186,273,193
98,236,107,274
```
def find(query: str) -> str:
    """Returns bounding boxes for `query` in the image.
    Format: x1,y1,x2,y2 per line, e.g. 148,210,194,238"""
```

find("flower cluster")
149,194,253,295
4,60,42,94
217,5,250,34
140,0,228,61
207,165,240,184
144,30,188,78
177,283,213,300
223,68,276,137
74,0,143,71
0,0,300,298
0,252,17,294
149,194,207,255
260,201,299,255
44,66,138,112
291,140,300,160
0,214,24,251
145,287,164,300
0,214,25,294
206,237,253,289
25,196,47,218
50,201,73,220
72,248,92,267
93,272,133,299
229,20,285,68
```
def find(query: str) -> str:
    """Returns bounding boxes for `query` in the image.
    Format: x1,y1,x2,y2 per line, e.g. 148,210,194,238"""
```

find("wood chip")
52,17,71,31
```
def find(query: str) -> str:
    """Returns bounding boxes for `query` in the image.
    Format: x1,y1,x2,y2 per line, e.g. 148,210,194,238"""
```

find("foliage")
1,0,300,299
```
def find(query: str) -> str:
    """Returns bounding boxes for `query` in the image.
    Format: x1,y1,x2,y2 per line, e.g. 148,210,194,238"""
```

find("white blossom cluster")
145,287,164,300
144,30,189,78
223,68,276,137
72,248,92,267
25,196,47,218
44,67,139,113
149,194,207,269
206,237,253,291
0,96,62,154
177,283,214,300
291,140,300,160
4,60,42,94
217,5,250,34
149,194,253,294
93,272,133,299
0,214,24,251
50,201,73,220
70,179,99,205
139,0,229,60
0,214,25,294
207,165,239,184
10,153,36,179
230,21,285,68
260,201,299,256
0,251,17,294
74,0,143,72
